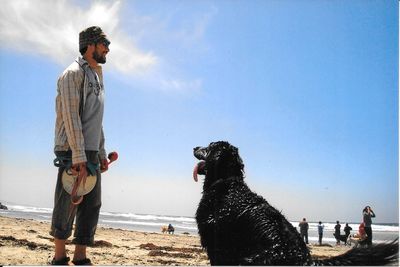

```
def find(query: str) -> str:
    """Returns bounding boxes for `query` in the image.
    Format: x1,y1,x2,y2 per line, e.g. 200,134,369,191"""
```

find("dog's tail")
313,239,398,266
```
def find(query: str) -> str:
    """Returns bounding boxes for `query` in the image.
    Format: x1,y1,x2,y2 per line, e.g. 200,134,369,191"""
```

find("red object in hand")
108,152,118,164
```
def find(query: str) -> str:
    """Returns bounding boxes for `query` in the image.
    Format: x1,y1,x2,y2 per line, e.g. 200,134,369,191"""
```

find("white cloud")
161,78,202,93
0,0,157,74
0,0,213,93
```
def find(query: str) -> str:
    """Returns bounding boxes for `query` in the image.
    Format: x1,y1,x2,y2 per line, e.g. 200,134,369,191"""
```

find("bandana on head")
79,26,110,51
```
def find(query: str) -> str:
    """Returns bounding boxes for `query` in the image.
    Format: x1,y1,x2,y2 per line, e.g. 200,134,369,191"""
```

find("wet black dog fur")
334,233,350,246
193,141,398,265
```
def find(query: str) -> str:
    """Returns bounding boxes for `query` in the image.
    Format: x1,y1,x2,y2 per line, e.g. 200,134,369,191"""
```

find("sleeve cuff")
72,151,87,165
99,148,107,160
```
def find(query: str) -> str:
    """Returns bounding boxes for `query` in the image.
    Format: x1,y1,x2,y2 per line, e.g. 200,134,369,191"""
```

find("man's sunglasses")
98,39,110,48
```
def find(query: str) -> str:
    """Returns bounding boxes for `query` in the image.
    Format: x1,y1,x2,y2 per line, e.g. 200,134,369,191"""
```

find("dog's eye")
213,151,222,158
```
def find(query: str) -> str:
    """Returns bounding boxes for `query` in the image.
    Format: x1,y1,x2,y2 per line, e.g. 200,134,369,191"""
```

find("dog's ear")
227,145,244,174
212,143,244,179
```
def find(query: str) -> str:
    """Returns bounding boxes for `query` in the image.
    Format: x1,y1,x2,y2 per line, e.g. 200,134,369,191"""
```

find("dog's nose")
194,146,208,160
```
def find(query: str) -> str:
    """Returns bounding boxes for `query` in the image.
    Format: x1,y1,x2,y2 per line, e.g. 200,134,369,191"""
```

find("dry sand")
0,215,353,265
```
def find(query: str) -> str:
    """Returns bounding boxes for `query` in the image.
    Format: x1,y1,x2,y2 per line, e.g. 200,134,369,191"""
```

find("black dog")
193,141,398,265
334,233,351,246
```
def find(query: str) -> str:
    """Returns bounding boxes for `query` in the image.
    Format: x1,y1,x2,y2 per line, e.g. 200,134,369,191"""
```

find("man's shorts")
49,150,102,245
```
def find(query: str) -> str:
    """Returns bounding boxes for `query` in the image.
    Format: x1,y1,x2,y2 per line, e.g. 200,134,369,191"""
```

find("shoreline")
1,204,398,244
0,215,359,265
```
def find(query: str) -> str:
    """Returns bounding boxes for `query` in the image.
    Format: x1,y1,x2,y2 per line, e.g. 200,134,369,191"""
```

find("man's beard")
93,50,106,64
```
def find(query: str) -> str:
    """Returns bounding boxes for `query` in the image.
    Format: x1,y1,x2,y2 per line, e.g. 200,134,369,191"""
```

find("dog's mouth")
193,161,206,182
193,146,208,182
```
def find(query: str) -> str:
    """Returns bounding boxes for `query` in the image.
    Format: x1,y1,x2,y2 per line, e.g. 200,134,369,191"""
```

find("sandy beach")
0,215,360,265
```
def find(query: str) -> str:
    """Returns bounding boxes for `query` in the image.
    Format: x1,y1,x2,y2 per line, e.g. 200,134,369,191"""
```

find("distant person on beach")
298,218,309,244
317,221,324,245
334,221,341,245
363,206,376,247
344,223,352,238
49,26,111,265
352,222,367,247
168,224,175,234
358,222,367,239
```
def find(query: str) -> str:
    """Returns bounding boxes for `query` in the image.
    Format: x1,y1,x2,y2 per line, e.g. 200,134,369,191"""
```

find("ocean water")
0,203,398,245
0,203,199,235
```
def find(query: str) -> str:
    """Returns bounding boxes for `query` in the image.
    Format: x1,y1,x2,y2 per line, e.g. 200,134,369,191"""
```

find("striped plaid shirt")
54,57,106,164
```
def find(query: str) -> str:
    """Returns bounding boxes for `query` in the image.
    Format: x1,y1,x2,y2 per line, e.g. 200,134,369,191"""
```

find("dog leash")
54,155,99,221
54,152,118,222
54,155,98,175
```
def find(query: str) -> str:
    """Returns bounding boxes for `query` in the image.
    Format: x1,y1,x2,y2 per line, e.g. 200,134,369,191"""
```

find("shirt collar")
76,56,89,67
76,56,103,72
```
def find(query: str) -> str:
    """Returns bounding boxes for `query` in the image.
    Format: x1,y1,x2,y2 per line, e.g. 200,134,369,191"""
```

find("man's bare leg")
54,238,67,259
73,244,87,261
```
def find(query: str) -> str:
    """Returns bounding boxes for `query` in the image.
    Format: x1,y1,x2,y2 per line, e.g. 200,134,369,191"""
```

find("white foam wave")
100,211,195,223
7,204,53,214
371,224,399,232
2,204,397,233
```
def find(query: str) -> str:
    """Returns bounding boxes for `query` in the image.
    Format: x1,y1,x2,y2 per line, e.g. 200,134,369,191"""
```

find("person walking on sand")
49,26,111,265
298,218,309,244
363,206,376,247
334,221,341,245
317,221,324,245
344,223,352,238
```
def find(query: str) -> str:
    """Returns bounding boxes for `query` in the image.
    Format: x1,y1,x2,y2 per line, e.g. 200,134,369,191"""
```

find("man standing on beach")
317,221,324,245
298,218,309,244
334,221,341,245
363,206,376,247
344,223,352,238
50,26,111,265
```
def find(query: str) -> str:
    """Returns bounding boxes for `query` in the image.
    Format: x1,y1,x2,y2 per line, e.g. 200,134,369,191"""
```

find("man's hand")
100,158,109,173
71,162,88,187
69,162,87,204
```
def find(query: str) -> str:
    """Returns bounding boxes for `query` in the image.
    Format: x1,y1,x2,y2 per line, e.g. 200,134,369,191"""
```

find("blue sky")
0,0,398,223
